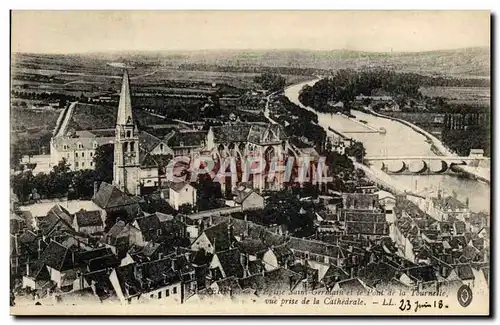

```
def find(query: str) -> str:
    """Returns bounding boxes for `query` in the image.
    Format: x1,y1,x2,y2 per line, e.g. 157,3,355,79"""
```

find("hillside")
13,46,490,79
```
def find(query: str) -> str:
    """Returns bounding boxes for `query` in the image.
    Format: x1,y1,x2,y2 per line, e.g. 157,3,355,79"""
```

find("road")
263,91,280,124
54,101,77,137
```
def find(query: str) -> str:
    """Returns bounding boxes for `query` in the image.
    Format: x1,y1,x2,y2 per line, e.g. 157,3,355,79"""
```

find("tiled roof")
39,241,72,272
211,123,287,145
203,221,236,252
322,264,350,286
83,269,115,301
215,248,245,278
233,185,259,204
238,268,302,293
168,130,207,148
235,239,268,256
47,204,74,225
358,262,399,287
343,211,386,223
462,246,480,261
247,259,263,275
138,131,161,154
455,264,475,280
141,257,181,291
212,124,252,143
342,193,379,211
345,221,389,235
114,264,142,299
335,278,371,292
37,213,73,237
432,196,467,211
174,254,195,275
19,230,41,254
74,210,103,228
288,237,345,259
92,182,138,209
214,276,243,295
88,254,121,272
191,249,213,266
271,244,293,261
404,265,437,283
76,247,113,264
134,213,163,242
52,133,114,152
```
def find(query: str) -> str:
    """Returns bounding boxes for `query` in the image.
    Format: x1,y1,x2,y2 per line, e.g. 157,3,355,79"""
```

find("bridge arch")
386,161,406,173
407,160,428,174
428,160,448,173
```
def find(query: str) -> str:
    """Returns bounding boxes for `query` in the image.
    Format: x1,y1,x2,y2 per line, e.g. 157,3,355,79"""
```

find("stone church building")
49,69,318,197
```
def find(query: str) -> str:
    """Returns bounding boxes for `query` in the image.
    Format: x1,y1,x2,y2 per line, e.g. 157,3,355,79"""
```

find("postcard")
9,10,490,316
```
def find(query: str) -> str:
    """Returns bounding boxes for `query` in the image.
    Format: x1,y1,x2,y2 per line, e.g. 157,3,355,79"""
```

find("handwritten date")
398,299,448,312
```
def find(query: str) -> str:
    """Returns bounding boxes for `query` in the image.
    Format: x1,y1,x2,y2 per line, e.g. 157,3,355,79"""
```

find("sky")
11,10,491,53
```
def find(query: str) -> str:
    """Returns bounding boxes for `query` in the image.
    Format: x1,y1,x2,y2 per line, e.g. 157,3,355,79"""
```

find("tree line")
11,145,114,203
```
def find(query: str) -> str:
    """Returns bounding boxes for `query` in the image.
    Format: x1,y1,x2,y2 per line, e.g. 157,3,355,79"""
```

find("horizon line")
12,45,490,56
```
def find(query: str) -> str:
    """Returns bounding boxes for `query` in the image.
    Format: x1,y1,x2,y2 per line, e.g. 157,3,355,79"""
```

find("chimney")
227,222,234,241
171,258,176,271
38,239,43,258
93,181,99,198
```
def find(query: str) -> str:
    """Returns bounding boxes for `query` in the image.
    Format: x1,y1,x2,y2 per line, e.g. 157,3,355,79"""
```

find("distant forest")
299,69,490,112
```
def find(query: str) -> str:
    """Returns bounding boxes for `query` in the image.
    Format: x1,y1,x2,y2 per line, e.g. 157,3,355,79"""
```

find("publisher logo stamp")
457,285,473,308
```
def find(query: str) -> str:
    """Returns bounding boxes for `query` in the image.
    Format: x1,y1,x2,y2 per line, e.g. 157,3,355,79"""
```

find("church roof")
211,123,287,145
116,70,135,126
138,131,162,153
167,130,207,148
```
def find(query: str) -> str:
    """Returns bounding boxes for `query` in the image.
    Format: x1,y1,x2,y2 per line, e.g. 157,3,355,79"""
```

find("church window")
130,142,135,152
82,152,85,157
82,162,85,167
75,162,79,168
160,143,164,152
127,131,131,138
90,162,93,167
75,152,78,158
63,145,68,150
123,142,128,152
77,142,83,149
90,152,93,157
93,141,98,149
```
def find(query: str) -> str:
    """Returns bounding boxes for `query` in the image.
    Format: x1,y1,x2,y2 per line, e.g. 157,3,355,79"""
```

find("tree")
254,73,286,92
11,171,35,202
72,169,99,199
346,141,366,163
10,144,23,169
48,158,73,197
94,143,114,183
178,203,193,215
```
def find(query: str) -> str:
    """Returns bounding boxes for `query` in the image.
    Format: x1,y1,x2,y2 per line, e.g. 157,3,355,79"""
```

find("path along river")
284,80,490,214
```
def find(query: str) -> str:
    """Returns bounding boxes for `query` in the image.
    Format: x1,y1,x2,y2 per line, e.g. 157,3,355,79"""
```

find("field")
420,86,490,105
10,47,490,156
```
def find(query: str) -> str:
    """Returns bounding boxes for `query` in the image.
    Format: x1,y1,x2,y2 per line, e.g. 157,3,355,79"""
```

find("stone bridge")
364,155,489,175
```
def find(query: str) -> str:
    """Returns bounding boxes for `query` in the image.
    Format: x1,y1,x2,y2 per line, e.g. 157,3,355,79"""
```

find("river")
285,80,490,214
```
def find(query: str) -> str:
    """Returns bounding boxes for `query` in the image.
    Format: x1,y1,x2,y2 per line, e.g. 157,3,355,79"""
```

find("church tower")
113,69,141,195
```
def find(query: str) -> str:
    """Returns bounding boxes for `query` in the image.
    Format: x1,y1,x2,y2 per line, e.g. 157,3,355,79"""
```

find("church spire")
117,69,134,126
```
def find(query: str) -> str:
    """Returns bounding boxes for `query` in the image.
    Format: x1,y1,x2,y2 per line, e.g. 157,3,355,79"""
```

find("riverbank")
365,108,453,156
364,108,490,184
